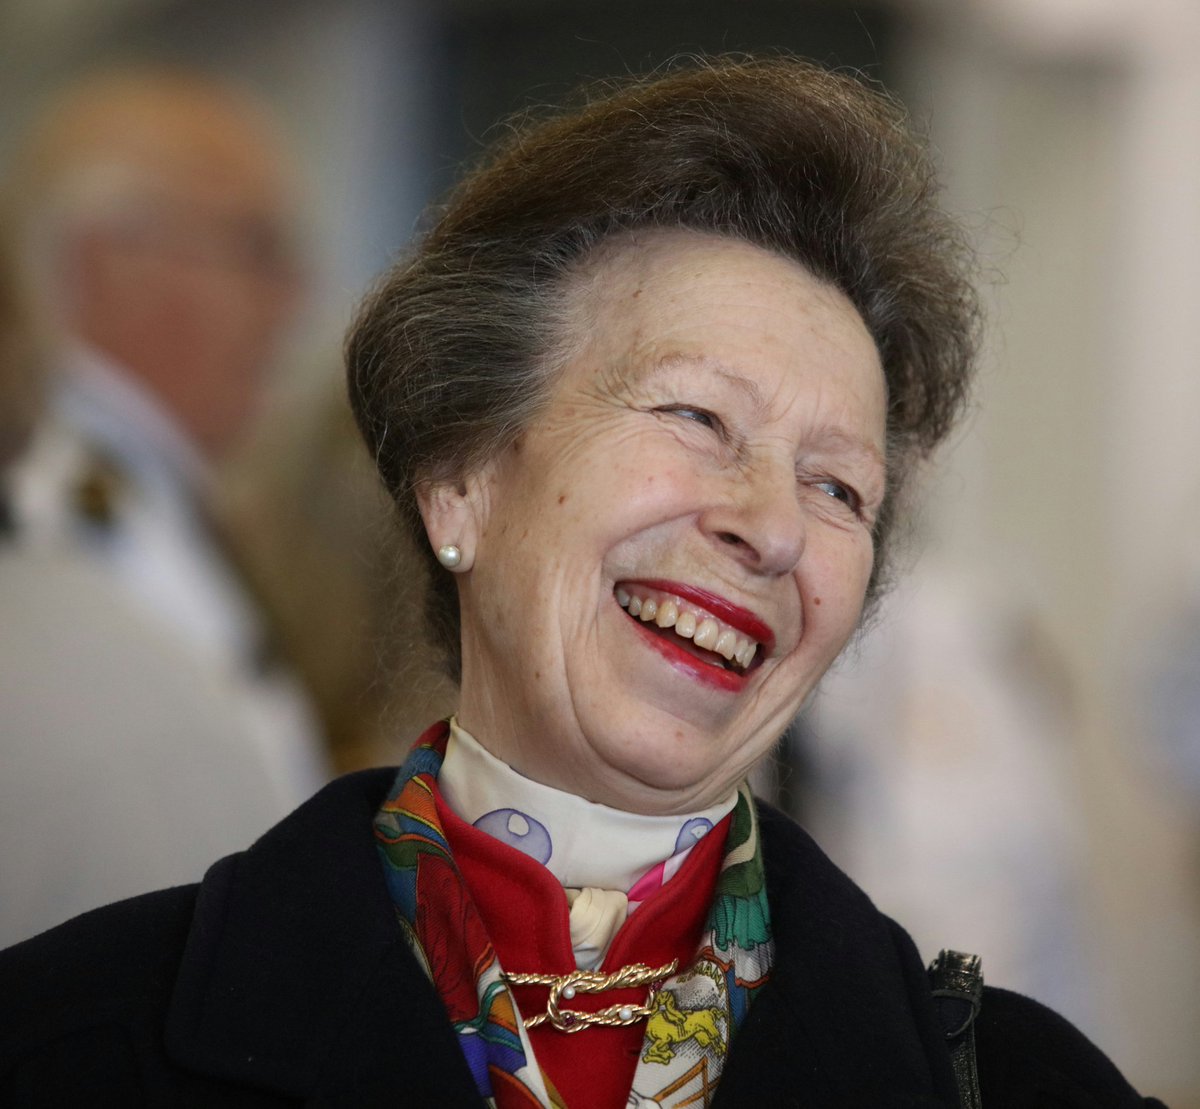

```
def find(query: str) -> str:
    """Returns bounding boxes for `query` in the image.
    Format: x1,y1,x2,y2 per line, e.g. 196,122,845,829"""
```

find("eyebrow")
646,352,887,470
646,353,768,407
813,428,887,473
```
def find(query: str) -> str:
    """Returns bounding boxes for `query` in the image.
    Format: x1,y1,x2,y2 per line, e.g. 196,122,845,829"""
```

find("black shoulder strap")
928,949,984,1109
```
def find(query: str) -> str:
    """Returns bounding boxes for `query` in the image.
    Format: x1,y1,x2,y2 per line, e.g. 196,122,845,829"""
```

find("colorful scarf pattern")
373,723,773,1108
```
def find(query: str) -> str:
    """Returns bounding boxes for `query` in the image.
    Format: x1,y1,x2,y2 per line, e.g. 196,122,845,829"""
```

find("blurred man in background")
0,68,331,945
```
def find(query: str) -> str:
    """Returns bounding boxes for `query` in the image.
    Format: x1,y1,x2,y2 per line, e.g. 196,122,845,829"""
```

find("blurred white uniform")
1,347,329,945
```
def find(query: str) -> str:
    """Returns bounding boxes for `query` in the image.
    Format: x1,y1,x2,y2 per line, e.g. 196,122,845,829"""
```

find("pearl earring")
436,544,462,569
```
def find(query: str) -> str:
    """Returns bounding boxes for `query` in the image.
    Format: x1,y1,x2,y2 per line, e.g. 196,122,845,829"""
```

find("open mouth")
615,583,767,675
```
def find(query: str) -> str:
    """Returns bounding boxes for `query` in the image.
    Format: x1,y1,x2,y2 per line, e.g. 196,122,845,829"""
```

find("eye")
659,405,720,431
814,479,862,514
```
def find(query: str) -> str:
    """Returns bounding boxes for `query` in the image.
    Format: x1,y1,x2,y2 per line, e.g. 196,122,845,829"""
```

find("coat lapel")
713,804,959,1106
160,774,956,1106
163,769,482,1105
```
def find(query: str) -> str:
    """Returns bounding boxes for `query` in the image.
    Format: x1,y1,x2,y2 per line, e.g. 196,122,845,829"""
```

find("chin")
591,726,754,812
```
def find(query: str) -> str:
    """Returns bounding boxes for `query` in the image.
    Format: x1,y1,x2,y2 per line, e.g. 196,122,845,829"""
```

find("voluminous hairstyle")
347,56,980,680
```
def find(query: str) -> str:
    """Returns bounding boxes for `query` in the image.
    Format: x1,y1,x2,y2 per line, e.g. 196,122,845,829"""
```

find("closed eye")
652,403,724,436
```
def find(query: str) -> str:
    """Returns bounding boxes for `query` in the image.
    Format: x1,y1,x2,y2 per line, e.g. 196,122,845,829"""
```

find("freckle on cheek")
813,597,822,606
557,493,567,505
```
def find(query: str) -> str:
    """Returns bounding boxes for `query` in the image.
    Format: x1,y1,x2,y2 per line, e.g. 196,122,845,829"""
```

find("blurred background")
1,0,1198,1101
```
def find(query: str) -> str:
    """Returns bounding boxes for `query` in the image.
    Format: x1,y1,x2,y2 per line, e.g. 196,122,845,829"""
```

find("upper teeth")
616,587,759,669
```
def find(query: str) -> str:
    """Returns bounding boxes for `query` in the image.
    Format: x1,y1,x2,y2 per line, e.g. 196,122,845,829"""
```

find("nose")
699,462,806,576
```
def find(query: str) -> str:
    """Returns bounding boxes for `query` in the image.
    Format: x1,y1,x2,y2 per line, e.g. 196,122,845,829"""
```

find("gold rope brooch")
503,959,678,1033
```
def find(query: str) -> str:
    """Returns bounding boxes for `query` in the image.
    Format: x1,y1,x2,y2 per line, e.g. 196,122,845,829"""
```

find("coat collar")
164,770,956,1106
164,768,480,1104
714,804,958,1105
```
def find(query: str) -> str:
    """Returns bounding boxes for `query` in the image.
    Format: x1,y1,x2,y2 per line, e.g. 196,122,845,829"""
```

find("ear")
415,469,491,573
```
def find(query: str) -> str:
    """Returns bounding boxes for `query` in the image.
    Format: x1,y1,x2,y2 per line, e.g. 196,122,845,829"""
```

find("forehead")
557,229,882,406
47,87,292,220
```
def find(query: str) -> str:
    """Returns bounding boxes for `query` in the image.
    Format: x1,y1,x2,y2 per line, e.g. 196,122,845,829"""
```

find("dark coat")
0,769,1164,1107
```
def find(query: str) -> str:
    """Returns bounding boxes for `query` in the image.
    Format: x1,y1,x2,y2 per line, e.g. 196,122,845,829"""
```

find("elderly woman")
0,58,1162,1107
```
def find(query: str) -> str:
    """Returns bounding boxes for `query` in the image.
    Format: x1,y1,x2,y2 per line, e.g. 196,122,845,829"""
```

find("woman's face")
433,231,887,814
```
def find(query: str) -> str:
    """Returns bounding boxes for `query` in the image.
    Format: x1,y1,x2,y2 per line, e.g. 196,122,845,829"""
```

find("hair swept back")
347,55,980,680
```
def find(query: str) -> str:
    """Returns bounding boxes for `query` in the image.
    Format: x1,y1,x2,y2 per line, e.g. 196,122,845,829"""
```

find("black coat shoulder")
0,882,203,1103
0,881,197,1028
976,987,1169,1108
754,801,1166,1107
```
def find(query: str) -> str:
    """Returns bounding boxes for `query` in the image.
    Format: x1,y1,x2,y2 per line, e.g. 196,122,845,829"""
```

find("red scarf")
374,722,773,1108
438,788,728,1107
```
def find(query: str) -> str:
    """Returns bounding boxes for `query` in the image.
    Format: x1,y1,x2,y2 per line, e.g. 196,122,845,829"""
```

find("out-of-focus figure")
220,375,460,772
782,556,1097,1032
0,240,40,488
0,68,331,946
1140,502,1200,815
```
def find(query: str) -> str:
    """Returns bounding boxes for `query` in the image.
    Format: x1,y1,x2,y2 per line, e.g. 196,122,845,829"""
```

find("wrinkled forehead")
551,227,879,393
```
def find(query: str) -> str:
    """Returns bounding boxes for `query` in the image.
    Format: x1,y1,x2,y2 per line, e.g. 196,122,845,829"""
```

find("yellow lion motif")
641,990,726,1065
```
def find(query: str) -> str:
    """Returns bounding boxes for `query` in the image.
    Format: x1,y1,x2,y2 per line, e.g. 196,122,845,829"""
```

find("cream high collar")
440,717,736,893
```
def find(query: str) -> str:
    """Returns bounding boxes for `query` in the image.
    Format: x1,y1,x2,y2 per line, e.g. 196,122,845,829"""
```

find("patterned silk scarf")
373,723,774,1108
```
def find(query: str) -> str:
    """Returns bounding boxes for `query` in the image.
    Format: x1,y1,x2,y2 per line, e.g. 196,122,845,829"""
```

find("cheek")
512,492,593,562
806,537,873,636
602,451,710,527
476,480,592,605
488,427,710,585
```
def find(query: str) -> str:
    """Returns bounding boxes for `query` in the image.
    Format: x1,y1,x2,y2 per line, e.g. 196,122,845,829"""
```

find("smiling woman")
0,57,1164,1108
430,231,888,815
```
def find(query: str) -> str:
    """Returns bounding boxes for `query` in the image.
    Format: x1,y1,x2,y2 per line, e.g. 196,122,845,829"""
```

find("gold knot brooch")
503,958,678,1032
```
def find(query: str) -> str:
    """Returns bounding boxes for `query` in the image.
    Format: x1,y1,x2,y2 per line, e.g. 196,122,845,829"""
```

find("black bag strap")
928,949,984,1109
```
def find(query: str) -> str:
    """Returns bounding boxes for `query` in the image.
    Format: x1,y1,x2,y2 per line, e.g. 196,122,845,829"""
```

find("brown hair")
347,56,979,679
